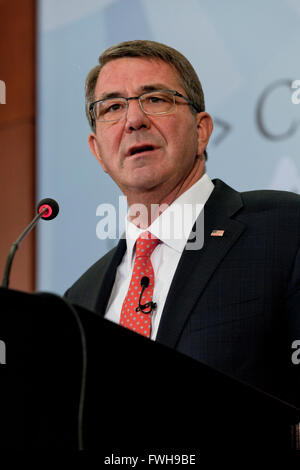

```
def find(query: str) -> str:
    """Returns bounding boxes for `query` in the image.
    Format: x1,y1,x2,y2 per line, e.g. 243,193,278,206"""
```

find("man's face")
88,57,211,197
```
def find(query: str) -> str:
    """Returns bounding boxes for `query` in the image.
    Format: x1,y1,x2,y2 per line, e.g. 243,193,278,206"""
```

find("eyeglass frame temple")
172,91,201,113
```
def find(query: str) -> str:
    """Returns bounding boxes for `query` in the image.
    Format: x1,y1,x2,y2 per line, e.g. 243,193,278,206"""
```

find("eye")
143,92,174,106
105,101,125,113
144,94,171,106
148,95,166,103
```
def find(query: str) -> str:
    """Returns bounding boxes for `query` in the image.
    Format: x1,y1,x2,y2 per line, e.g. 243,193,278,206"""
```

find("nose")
124,98,151,133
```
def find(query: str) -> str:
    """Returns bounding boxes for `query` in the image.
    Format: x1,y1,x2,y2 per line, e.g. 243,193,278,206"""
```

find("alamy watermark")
95,197,205,250
0,340,6,365
291,80,300,104
292,340,300,365
0,80,6,104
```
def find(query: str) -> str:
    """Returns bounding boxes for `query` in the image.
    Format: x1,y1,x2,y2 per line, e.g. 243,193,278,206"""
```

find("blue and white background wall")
37,0,300,294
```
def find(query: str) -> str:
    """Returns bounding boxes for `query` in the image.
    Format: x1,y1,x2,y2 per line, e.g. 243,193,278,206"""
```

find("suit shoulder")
240,188,300,213
211,179,300,218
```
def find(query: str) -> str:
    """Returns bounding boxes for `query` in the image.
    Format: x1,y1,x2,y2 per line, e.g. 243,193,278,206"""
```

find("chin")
124,178,157,192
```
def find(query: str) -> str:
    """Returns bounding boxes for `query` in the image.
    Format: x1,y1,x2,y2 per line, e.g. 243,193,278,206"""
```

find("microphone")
37,198,59,220
135,276,157,314
141,276,149,289
1,198,59,288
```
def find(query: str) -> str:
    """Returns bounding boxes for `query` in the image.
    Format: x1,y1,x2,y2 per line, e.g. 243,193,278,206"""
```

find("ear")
88,133,108,173
195,112,213,156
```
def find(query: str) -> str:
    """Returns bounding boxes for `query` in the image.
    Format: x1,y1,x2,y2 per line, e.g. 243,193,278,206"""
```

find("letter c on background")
256,79,300,140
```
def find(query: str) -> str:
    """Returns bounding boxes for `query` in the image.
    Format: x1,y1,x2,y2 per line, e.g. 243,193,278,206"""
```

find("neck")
127,157,206,229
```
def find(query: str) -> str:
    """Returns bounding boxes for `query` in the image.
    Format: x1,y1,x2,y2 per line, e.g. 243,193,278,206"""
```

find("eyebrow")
97,83,171,101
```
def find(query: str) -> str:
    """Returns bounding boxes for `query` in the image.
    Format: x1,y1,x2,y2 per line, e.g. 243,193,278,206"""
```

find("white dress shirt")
105,173,214,340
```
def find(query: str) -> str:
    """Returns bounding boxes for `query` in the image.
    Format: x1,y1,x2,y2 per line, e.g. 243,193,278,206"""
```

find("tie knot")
135,231,160,258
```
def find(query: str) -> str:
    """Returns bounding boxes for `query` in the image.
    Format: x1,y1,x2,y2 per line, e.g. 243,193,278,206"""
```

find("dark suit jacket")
65,179,300,407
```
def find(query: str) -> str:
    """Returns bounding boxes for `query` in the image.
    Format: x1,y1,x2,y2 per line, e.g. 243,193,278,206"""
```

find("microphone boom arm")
1,198,59,289
1,209,48,288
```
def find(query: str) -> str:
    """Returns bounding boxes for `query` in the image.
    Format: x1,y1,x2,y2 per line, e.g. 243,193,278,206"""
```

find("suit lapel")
156,179,246,348
94,238,127,315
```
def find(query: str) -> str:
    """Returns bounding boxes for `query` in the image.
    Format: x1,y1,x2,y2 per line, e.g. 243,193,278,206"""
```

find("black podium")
0,287,299,451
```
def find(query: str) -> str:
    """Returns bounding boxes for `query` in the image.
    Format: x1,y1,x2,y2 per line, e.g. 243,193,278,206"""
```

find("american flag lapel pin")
210,229,225,237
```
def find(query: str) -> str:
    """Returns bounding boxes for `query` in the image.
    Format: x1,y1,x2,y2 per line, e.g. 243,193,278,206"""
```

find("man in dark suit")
65,40,300,409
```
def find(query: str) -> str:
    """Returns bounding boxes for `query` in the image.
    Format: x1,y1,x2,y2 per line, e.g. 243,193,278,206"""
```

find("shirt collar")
125,173,214,266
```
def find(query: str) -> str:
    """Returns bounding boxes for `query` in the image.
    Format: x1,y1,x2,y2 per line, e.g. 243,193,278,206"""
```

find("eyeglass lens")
94,91,175,122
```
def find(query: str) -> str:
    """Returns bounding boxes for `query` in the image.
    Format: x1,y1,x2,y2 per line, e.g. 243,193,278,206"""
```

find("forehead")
94,57,183,98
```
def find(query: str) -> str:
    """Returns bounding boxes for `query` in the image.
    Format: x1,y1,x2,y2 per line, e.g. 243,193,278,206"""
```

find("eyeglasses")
89,89,200,124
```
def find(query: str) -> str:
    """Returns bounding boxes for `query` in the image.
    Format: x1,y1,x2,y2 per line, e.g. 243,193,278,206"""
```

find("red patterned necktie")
119,231,160,338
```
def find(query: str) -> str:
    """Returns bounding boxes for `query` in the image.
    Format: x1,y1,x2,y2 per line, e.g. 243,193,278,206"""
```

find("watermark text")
291,80,300,104
96,197,205,250
0,340,6,365
0,80,6,104
292,340,300,365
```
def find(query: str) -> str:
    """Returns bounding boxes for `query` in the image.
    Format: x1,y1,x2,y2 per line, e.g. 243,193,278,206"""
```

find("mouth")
127,144,158,157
